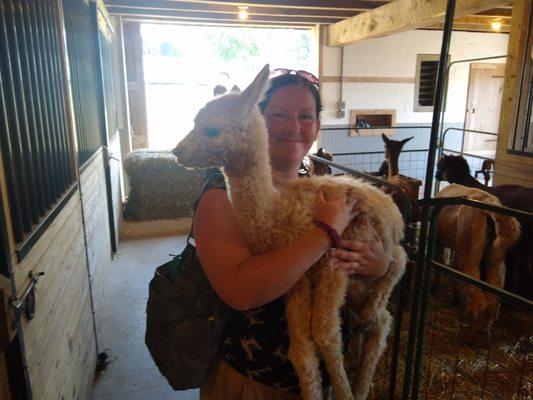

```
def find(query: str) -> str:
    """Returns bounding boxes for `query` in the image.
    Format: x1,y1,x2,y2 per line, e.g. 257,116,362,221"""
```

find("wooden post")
327,0,512,46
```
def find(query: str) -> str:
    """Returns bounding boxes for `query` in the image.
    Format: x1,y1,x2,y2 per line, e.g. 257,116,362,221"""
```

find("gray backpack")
145,173,231,390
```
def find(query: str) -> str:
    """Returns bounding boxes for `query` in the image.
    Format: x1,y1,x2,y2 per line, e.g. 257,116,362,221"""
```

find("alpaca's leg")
286,276,322,400
351,308,392,400
349,248,405,400
360,246,406,323
311,263,353,400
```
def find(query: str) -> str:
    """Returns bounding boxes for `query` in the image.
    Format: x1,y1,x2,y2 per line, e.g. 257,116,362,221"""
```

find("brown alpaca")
436,154,533,300
435,184,521,333
310,148,333,176
173,65,406,400
381,134,422,222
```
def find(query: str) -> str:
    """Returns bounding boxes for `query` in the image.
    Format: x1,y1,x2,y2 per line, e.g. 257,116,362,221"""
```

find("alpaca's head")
381,133,413,161
173,65,270,170
435,154,470,182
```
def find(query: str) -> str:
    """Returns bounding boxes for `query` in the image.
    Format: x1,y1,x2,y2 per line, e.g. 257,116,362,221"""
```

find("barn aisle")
91,235,198,400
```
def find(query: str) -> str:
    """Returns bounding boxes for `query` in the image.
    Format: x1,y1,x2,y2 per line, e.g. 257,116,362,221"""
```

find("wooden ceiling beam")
107,6,342,24
476,8,513,17
159,0,388,10
327,0,513,46
105,0,360,18
121,15,312,29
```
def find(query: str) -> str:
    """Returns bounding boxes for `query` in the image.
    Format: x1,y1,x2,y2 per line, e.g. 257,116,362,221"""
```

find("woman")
195,70,388,399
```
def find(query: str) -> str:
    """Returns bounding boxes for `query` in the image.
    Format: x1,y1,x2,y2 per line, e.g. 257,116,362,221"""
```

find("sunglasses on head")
269,68,320,86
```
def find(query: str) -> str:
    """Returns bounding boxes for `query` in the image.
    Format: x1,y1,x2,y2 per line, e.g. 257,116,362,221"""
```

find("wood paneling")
494,0,533,186
327,0,512,46
79,151,112,331
109,135,123,247
12,190,96,400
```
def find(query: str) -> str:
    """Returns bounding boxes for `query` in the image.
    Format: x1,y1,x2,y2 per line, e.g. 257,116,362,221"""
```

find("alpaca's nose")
172,146,181,158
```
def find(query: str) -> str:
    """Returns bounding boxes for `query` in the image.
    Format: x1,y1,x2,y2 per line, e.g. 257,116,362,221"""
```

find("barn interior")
0,1,532,400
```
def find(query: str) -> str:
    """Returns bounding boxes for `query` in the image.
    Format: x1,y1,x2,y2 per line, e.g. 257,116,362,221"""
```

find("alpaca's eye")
205,128,220,137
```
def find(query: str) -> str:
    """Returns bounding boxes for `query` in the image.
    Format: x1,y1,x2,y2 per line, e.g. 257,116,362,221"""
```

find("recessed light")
491,19,502,31
238,6,249,20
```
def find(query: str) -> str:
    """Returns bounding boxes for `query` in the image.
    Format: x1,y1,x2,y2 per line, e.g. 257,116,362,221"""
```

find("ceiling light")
238,6,249,20
491,19,502,31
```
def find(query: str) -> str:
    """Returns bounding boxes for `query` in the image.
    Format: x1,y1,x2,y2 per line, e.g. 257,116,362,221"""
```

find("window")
511,7,533,153
414,54,440,112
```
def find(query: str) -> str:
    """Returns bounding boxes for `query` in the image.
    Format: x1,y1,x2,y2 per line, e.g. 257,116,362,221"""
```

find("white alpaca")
173,65,406,400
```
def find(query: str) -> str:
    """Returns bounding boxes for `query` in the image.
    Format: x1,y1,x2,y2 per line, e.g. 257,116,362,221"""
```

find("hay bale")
123,149,204,221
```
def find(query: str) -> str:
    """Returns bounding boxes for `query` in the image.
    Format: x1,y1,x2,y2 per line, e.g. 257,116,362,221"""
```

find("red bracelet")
313,220,341,248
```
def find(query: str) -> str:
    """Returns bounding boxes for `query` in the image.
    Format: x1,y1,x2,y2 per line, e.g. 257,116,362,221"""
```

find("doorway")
463,63,506,156
136,24,316,150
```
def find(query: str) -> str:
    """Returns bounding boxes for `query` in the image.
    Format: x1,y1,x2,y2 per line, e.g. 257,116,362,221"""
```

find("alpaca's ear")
381,133,390,144
231,85,241,93
401,136,414,145
240,64,270,114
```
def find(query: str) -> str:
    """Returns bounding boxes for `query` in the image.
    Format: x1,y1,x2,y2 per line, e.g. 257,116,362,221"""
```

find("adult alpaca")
173,65,406,400
381,134,422,222
435,184,521,331
436,154,533,300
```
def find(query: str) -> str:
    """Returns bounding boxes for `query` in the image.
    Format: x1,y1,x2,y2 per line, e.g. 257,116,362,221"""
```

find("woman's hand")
328,223,388,281
314,191,358,234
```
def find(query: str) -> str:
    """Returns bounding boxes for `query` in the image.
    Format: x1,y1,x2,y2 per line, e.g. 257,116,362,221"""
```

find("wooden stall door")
123,22,148,149
463,63,506,155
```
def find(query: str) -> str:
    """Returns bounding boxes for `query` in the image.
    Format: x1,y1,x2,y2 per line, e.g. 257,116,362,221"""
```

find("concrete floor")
91,235,199,400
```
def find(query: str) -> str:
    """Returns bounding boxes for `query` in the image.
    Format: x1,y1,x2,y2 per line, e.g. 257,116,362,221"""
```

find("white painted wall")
320,29,509,126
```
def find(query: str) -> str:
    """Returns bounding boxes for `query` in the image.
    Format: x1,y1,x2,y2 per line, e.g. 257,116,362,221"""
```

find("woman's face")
263,84,320,173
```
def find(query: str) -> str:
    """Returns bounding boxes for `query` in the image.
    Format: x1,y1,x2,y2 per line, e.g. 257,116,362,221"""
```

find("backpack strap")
187,171,226,244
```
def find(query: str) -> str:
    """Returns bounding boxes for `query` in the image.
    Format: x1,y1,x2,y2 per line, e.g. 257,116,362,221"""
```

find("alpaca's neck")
456,173,484,189
386,152,400,178
222,112,278,231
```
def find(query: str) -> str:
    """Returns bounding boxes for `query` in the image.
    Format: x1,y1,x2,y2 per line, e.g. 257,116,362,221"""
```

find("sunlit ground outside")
141,24,315,150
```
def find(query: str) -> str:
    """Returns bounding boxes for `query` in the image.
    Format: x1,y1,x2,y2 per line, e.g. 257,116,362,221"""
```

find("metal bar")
402,0,456,398
0,55,25,243
16,183,78,261
62,0,86,165
41,0,67,195
28,0,54,207
15,0,46,218
6,1,39,227
420,195,533,220
22,0,51,211
0,0,32,236
411,205,441,398
333,149,428,157
6,0,40,227
320,125,432,131
430,260,533,312
9,271,45,311
45,0,71,188
34,0,60,201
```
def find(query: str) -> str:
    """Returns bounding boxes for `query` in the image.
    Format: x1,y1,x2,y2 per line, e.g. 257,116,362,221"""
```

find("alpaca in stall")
300,148,333,177
309,148,333,176
173,65,406,400
435,184,521,332
436,154,533,300
381,134,422,222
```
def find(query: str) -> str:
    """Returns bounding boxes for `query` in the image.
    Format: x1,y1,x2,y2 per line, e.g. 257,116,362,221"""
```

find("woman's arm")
194,189,352,311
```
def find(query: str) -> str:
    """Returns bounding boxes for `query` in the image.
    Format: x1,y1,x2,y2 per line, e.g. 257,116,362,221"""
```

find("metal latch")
10,271,45,322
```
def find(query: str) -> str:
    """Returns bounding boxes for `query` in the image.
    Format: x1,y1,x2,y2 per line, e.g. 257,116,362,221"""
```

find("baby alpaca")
173,65,406,400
